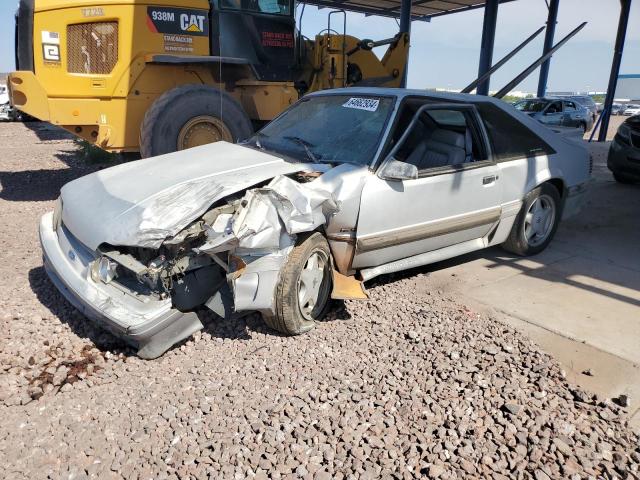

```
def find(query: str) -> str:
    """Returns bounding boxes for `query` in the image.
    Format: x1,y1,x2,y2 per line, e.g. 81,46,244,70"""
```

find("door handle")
483,175,498,185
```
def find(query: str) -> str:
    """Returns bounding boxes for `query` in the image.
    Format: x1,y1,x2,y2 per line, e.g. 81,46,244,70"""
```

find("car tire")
502,183,562,256
139,84,253,158
580,122,588,133
263,233,333,336
613,172,636,184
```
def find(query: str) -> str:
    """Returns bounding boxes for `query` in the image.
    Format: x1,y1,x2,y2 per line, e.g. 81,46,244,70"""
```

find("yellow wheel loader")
9,0,409,157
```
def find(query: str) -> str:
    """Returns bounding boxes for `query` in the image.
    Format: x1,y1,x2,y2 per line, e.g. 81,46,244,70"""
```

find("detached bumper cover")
39,212,203,359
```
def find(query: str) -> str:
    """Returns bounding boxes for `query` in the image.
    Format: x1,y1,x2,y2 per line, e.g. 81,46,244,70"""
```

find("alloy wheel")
297,250,331,321
523,194,556,247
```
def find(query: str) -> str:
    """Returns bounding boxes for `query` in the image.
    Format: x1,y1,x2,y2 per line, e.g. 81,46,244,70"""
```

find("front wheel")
502,183,561,256
139,85,253,158
263,233,333,336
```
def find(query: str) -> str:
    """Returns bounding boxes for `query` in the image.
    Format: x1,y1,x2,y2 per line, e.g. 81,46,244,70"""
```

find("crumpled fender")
199,174,339,316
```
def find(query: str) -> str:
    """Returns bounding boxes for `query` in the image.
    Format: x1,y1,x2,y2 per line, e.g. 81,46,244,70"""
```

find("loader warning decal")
147,7,209,37
261,31,294,48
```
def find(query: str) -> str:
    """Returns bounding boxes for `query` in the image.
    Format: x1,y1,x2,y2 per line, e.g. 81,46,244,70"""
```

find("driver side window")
388,104,484,174
545,101,562,114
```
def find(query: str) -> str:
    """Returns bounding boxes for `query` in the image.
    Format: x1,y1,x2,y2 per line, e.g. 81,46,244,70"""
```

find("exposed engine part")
171,265,226,311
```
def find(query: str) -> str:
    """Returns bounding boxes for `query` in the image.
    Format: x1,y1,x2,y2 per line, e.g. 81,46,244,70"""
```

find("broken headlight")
91,257,118,284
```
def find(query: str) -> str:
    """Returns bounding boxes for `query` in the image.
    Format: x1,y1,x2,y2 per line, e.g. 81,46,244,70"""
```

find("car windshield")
514,100,547,112
249,95,395,166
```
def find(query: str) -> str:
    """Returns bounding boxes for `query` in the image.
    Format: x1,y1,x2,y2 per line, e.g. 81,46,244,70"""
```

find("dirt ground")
584,114,625,141
0,122,638,479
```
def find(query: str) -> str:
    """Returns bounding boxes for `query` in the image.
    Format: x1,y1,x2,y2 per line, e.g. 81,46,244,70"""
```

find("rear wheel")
502,183,561,256
263,233,333,336
139,85,253,158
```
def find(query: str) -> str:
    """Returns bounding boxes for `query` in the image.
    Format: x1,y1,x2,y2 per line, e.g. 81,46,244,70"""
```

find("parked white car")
623,105,640,116
39,88,591,358
0,84,22,121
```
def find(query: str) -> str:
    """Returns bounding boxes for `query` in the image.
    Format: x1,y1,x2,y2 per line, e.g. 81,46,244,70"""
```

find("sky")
0,0,638,92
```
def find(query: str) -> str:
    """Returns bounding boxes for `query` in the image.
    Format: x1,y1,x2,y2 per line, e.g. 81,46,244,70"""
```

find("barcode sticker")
342,97,380,112
41,31,60,45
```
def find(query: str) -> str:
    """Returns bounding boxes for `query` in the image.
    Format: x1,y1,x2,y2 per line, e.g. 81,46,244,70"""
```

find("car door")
562,101,579,127
540,100,563,126
352,103,502,269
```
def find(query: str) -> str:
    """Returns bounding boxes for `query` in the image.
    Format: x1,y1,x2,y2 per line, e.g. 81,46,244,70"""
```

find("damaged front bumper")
39,212,204,359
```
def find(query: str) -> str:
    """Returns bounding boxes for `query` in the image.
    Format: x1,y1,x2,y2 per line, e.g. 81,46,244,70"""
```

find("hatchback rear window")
476,103,555,161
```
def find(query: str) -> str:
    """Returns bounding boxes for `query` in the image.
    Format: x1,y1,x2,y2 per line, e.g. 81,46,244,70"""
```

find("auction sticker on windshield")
343,98,380,112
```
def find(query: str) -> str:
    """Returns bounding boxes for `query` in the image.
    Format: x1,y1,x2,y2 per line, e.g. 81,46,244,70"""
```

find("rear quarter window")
476,103,556,162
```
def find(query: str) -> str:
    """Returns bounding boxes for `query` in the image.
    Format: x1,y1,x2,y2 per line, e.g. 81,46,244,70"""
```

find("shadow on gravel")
29,266,355,359
0,151,119,202
201,299,352,341
0,166,82,202
23,122,74,142
28,266,135,356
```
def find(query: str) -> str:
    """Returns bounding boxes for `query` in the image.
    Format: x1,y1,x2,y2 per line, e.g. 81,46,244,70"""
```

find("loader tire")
263,233,333,336
139,84,253,158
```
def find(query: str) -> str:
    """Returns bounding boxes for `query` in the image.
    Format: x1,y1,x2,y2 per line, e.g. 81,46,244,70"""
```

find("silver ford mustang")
39,88,591,358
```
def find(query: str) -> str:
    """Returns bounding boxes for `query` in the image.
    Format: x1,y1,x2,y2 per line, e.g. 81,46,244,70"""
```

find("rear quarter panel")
491,100,590,202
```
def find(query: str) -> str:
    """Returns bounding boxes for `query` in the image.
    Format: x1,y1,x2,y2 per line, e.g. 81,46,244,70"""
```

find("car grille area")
67,22,118,74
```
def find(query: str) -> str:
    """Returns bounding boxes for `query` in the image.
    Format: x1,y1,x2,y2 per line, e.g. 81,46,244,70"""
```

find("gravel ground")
0,122,639,479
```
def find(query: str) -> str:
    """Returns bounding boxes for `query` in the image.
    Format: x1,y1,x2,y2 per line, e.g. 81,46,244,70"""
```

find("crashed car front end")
40,209,201,359
39,144,365,358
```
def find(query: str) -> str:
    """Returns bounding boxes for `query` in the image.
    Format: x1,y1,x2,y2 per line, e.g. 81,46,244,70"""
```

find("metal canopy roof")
301,0,514,21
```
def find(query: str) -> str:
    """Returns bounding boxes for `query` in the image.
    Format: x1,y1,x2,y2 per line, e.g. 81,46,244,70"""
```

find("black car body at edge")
608,115,640,184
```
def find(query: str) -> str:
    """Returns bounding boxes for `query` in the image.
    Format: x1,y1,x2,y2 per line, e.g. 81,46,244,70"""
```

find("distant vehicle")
623,105,640,116
514,98,593,132
0,84,22,122
552,95,598,122
612,103,626,116
608,115,640,184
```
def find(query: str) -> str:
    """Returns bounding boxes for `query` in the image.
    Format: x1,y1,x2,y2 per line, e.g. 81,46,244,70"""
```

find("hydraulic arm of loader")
306,32,410,92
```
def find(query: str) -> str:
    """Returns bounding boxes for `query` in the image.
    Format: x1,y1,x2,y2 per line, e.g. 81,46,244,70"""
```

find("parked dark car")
514,98,593,132
608,115,640,183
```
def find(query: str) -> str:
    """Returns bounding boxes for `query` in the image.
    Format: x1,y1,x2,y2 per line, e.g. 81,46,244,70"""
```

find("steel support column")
476,0,499,95
536,0,559,97
599,0,632,142
399,0,412,87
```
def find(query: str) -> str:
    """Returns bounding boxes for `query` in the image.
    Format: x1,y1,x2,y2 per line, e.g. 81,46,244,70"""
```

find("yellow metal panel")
35,0,210,13
8,71,51,121
32,3,210,100
237,82,298,120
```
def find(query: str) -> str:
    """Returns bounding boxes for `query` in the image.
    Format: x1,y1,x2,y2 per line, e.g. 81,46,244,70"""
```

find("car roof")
306,87,511,107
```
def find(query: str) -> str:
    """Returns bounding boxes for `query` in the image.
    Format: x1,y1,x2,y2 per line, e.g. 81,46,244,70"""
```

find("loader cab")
210,0,296,81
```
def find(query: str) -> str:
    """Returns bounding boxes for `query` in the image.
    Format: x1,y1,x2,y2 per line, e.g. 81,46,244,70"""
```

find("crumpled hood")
60,142,312,250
